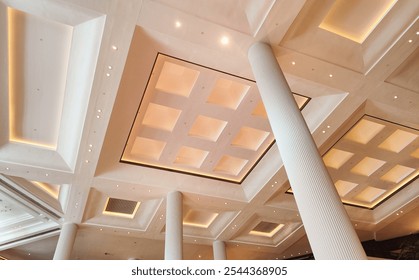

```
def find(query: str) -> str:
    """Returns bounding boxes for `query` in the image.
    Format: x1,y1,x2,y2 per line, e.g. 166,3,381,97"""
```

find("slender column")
248,42,367,260
53,222,78,260
164,191,183,260
213,240,227,260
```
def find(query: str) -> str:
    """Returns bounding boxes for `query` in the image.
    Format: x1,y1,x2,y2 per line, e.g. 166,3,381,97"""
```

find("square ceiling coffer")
121,53,309,183
103,198,140,218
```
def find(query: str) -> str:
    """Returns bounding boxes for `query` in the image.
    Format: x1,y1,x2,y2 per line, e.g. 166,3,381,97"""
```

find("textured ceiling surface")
0,0,418,260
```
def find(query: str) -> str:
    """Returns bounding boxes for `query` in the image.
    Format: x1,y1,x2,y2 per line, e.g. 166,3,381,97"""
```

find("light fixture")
108,65,112,70
291,61,296,65
394,95,398,99
408,39,413,43
111,45,118,50
220,36,229,45
329,74,333,78
106,73,111,77
175,21,182,28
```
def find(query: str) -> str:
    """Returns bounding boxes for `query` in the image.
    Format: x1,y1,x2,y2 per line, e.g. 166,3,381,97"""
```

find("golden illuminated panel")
214,155,249,176
351,157,386,177
174,146,209,168
121,54,309,183
319,0,397,43
103,198,140,219
207,78,249,110
31,181,60,199
378,129,417,153
249,222,284,238
334,180,358,197
323,148,354,169
381,165,415,183
188,115,227,142
130,137,166,161
354,186,386,203
142,103,181,132
231,127,270,151
344,119,385,144
319,115,418,209
183,209,218,228
155,61,199,97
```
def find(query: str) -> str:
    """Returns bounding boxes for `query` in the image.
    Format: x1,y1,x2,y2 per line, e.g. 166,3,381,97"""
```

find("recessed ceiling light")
327,125,331,128
128,232,130,234
100,228,103,231
111,45,118,50
322,130,326,133
85,160,89,163
175,21,182,28
108,65,112,70
394,95,398,99
45,173,49,176
220,36,229,45
408,39,413,43
5,167,9,170
96,115,100,118
416,31,419,35
89,144,93,148
106,73,111,77
329,74,333,78
97,109,102,113
291,61,296,65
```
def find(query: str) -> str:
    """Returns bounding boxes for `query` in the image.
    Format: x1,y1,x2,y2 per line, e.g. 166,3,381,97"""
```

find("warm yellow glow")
381,165,415,183
102,198,140,219
323,148,354,169
249,224,284,238
378,129,417,153
10,138,56,150
31,181,60,199
354,186,386,203
319,0,397,43
142,103,182,132
183,210,218,228
334,180,358,197
344,119,385,144
351,157,386,177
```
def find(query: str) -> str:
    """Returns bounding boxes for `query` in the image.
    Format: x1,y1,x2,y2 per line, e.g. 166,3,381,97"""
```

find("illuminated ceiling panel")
319,0,397,43
183,209,218,228
249,221,284,238
319,115,418,209
121,54,309,183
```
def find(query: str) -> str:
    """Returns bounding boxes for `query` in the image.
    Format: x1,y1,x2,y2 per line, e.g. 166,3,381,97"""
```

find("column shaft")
248,42,367,260
164,191,183,260
213,240,226,260
53,222,77,260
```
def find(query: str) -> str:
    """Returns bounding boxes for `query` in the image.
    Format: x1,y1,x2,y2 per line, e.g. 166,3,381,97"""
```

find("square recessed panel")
354,187,386,203
174,146,209,168
334,180,358,197
319,0,397,43
31,181,60,199
130,137,166,161
249,221,284,237
214,155,248,176
378,129,417,153
103,197,140,219
231,127,270,151
142,103,181,131
183,209,218,228
188,115,227,142
155,61,199,97
121,54,310,183
344,119,385,144
351,157,386,177
380,165,415,183
206,78,249,110
323,148,354,169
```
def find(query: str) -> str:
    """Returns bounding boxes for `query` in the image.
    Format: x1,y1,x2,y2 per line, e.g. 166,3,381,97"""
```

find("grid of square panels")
121,54,309,183
323,115,418,209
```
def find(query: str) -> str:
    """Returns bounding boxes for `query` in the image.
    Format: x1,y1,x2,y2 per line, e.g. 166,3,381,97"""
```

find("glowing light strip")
249,224,284,238
32,181,60,199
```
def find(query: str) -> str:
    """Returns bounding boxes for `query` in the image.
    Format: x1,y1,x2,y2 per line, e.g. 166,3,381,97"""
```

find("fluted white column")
164,191,183,260
248,42,367,260
213,240,227,260
53,222,78,260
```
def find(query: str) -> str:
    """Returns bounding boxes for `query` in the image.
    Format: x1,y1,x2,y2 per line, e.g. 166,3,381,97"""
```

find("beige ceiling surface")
0,0,418,260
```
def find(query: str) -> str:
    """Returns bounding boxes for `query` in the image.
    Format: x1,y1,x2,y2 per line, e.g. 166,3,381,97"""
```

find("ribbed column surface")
53,222,78,260
164,191,183,260
248,42,367,260
213,240,227,260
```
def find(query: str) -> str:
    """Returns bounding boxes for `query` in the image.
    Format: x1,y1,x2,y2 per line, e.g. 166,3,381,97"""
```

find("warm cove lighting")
319,0,397,43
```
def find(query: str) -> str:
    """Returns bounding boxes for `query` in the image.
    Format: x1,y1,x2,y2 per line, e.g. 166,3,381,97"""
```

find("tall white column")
213,240,227,260
248,42,367,260
53,222,78,260
164,191,183,260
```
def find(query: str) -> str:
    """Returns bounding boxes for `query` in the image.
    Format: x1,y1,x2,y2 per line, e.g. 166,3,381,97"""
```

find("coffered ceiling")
0,0,418,260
